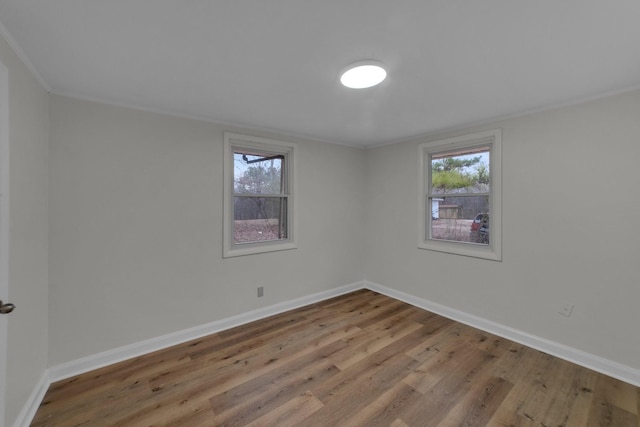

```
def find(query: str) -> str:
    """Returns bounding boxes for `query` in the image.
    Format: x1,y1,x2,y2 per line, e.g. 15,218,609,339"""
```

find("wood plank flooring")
31,290,640,426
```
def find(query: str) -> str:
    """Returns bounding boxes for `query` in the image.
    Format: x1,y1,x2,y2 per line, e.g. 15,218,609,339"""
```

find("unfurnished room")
0,1,639,426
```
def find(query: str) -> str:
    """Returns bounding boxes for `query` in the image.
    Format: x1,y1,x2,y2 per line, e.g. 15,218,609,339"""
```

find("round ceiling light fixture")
340,60,387,89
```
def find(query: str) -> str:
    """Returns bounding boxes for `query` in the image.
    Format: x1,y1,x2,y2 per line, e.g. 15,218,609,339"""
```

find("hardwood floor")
31,290,640,426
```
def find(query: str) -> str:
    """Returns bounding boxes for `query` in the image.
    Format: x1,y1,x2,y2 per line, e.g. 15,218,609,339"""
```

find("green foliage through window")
431,147,489,193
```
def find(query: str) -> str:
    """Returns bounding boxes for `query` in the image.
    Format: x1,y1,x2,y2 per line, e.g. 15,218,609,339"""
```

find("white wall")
363,89,640,370
0,35,49,426
48,95,365,365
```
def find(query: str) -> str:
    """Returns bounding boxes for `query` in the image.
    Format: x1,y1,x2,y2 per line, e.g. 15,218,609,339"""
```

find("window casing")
223,133,297,258
418,129,502,261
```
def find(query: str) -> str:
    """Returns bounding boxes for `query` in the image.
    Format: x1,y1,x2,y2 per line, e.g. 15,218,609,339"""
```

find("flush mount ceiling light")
340,60,387,89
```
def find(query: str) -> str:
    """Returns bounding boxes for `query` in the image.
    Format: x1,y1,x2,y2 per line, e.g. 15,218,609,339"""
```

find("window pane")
234,196,287,243
431,146,490,195
234,152,283,195
429,195,490,244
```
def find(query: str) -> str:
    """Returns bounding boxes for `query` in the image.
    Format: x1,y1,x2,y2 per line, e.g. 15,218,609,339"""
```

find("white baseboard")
42,279,640,387
12,371,49,427
21,279,640,427
48,281,364,383
363,280,640,387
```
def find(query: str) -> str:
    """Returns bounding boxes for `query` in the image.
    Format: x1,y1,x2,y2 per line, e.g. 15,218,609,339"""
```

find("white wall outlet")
257,286,264,298
558,303,574,317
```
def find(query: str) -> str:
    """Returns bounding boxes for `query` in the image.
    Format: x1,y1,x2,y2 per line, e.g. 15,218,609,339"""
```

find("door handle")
0,300,15,314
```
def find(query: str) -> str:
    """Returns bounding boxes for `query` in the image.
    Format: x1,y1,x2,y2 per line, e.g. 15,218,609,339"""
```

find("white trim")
42,82,640,152
418,129,502,261
0,58,9,427
11,372,49,427
0,22,50,92
51,90,366,149
364,280,640,387
365,84,640,150
22,279,640,425
48,281,363,382
46,279,640,388
222,132,298,258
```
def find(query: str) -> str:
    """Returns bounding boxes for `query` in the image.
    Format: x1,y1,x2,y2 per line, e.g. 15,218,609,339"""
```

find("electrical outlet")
257,286,264,298
558,303,574,317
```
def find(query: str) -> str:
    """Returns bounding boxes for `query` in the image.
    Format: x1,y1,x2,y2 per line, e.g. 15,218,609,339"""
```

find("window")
419,129,502,261
223,133,296,257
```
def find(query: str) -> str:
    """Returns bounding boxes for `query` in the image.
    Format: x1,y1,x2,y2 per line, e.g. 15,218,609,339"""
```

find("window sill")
223,241,297,258
418,239,502,261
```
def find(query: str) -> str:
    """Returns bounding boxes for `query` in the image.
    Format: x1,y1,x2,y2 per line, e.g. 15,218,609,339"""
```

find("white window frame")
418,129,502,261
223,132,297,258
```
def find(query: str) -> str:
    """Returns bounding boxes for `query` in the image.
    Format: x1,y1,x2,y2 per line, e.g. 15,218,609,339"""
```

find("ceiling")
1,1,639,147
